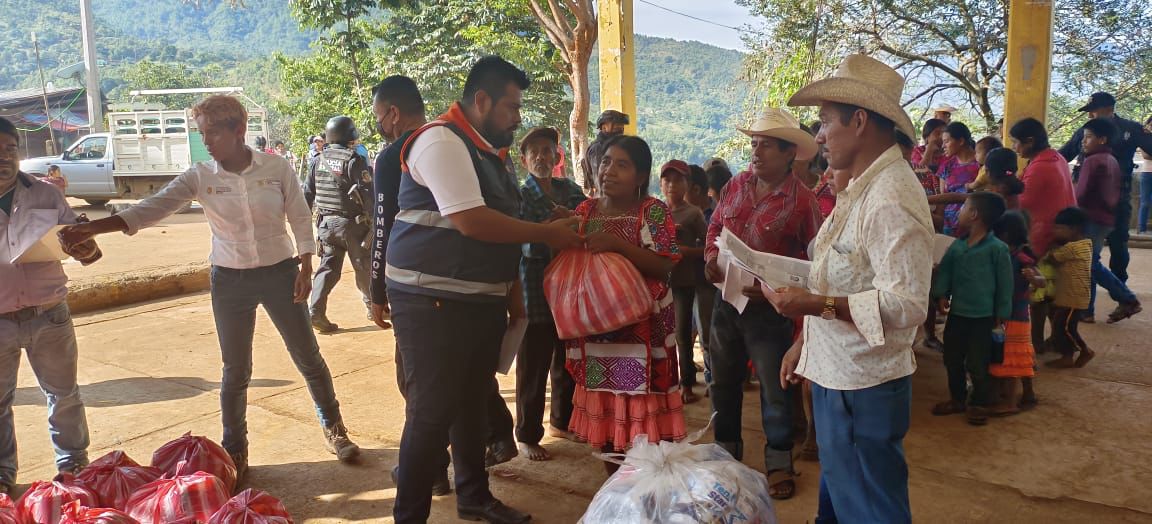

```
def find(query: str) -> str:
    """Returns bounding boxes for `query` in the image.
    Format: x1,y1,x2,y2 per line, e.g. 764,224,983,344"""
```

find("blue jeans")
812,376,912,524
709,301,795,472
693,284,716,384
1107,180,1132,282
0,303,90,486
1087,222,1137,316
1139,172,1152,233
210,259,343,455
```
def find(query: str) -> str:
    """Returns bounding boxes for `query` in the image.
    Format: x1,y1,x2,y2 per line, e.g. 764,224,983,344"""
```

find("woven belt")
0,301,62,322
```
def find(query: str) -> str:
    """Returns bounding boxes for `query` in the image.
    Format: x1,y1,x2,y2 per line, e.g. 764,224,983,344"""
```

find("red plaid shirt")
706,171,823,262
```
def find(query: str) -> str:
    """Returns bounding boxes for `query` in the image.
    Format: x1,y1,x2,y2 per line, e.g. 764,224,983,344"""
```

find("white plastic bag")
579,429,778,524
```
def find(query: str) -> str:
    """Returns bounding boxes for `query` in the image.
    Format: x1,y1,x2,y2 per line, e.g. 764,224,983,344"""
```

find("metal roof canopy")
127,87,266,110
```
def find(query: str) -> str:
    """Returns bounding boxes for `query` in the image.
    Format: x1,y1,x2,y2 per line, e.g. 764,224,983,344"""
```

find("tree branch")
902,83,963,107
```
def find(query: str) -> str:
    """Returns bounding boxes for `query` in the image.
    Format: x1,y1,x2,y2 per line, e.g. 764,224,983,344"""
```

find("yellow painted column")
1002,0,1054,143
597,0,637,135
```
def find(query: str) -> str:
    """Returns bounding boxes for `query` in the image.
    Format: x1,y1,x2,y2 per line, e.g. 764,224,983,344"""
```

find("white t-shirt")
406,125,491,216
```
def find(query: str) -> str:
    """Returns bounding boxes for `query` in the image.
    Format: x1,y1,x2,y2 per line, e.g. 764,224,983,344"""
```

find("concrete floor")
8,202,1152,522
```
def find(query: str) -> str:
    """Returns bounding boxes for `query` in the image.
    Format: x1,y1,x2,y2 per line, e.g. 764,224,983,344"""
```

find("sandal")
932,400,966,416
766,469,796,500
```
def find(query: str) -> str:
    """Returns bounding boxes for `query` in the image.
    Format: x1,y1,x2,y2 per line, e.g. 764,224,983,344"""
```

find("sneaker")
229,451,249,488
484,439,518,468
311,317,339,333
57,457,89,477
324,422,361,463
458,499,532,524
1106,302,1142,324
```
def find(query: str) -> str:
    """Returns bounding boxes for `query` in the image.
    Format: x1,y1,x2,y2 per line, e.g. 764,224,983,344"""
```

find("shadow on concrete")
250,447,400,521
13,377,293,408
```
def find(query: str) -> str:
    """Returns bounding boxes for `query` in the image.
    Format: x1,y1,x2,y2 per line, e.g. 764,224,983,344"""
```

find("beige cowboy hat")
787,54,916,143
737,108,819,160
933,104,959,114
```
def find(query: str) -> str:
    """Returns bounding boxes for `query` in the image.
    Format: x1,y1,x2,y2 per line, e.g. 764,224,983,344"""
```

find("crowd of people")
1,47,1150,524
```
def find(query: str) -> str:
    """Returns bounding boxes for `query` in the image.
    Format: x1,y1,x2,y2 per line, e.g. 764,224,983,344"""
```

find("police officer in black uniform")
305,116,374,332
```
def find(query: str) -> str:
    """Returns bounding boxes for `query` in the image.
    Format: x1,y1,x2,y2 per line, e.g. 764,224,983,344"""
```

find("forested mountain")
2,0,747,165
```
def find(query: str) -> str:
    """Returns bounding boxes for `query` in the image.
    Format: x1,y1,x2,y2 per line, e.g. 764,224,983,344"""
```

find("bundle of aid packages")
579,426,778,524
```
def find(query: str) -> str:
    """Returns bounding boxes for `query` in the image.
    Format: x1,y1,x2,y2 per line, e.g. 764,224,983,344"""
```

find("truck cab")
19,133,117,205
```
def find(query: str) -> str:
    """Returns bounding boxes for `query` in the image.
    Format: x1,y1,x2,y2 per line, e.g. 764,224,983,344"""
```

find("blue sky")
633,0,753,51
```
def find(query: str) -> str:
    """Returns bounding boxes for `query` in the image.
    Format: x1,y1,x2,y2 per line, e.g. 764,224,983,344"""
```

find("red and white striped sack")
544,248,654,340
151,433,237,494
0,493,19,524
124,471,229,524
76,451,163,511
206,489,292,524
57,500,140,524
15,476,98,524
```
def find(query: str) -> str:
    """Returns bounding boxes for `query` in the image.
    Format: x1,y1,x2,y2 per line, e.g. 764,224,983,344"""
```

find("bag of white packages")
579,431,778,524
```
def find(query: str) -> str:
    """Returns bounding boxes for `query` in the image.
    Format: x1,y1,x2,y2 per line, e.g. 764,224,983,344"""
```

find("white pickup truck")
20,106,268,206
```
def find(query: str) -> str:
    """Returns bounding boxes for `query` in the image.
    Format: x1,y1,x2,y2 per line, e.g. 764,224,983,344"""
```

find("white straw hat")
787,54,916,142
737,108,819,161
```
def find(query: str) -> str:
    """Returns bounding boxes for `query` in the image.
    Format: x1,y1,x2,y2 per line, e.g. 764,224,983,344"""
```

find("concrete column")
597,0,637,135
1002,0,1054,139
80,0,105,132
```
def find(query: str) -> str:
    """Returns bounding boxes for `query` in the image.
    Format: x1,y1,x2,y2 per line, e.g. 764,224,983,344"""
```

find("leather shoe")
458,499,531,523
390,465,452,496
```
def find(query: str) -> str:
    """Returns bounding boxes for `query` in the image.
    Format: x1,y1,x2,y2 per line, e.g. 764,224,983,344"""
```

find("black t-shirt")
369,129,416,304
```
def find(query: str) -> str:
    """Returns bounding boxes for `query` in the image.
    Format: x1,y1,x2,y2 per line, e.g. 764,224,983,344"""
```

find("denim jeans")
390,289,506,523
0,303,90,486
693,284,716,384
709,301,795,472
310,215,372,319
672,286,700,387
812,376,912,524
210,259,343,455
1087,222,1137,316
1139,172,1152,233
1107,178,1132,282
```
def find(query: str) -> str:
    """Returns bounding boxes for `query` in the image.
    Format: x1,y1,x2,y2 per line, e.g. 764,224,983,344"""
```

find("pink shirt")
1019,148,1076,256
0,173,78,313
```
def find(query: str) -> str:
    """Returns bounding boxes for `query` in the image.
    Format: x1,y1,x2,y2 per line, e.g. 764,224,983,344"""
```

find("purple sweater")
1076,148,1120,227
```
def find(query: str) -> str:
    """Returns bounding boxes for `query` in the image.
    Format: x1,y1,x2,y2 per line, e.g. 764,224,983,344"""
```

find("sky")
632,0,754,51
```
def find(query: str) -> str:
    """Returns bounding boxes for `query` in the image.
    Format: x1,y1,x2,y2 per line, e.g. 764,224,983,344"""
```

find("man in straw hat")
703,108,823,500
933,103,958,123
762,54,933,523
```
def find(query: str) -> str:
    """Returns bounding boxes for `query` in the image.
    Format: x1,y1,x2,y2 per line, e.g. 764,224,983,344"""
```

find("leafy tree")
113,60,221,108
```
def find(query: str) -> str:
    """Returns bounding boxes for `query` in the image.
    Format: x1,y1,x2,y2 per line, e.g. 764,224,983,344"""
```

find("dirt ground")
8,202,1152,522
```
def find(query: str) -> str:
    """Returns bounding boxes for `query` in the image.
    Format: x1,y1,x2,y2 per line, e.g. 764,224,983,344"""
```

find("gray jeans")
211,259,343,454
310,215,372,319
0,303,90,485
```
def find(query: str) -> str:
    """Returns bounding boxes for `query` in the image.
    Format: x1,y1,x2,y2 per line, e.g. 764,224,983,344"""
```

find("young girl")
936,122,980,235
564,135,687,467
989,211,1042,414
43,164,67,193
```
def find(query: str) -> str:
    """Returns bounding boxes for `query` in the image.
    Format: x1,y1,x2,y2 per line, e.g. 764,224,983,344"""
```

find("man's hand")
585,231,624,254
937,297,950,315
705,258,724,283
370,303,392,329
543,217,582,250
741,282,769,303
58,223,99,250
548,205,574,221
780,339,804,389
294,256,314,303
761,285,822,318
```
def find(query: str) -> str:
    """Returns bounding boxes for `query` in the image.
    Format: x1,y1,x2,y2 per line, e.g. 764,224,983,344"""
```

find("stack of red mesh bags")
206,489,293,524
58,500,139,524
0,494,19,524
16,475,98,524
76,451,163,512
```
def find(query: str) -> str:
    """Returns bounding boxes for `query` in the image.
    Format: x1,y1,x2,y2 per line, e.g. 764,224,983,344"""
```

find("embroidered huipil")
798,146,934,390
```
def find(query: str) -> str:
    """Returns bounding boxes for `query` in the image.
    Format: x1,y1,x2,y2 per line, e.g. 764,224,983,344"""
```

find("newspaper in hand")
719,229,812,292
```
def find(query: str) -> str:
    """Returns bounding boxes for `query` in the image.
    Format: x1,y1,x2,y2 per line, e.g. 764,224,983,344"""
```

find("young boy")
660,160,707,403
931,192,1014,425
1044,207,1095,368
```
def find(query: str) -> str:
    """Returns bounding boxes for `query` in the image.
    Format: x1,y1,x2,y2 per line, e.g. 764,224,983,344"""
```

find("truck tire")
84,199,110,207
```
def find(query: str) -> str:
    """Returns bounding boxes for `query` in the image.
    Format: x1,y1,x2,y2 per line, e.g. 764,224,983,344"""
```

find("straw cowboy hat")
787,54,916,142
737,108,819,161
933,104,959,114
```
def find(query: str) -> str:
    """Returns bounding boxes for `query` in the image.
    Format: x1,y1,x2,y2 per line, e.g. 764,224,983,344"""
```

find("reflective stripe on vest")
394,209,456,230
384,263,513,297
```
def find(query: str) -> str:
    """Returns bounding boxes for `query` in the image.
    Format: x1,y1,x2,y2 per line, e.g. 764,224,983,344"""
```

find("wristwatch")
821,296,837,320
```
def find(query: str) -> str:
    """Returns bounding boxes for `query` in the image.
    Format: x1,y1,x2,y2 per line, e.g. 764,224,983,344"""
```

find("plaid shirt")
706,171,823,262
520,176,587,324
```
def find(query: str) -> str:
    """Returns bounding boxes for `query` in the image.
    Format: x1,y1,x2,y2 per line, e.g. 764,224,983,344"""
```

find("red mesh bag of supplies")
16,476,99,524
206,489,293,524
77,451,164,511
151,433,237,494
0,493,19,524
125,471,229,524
58,500,140,524
544,248,654,340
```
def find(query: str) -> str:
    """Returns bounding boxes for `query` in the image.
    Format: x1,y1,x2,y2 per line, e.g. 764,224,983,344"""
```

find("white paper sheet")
12,225,69,264
720,259,753,313
498,317,529,375
720,229,812,292
933,233,956,265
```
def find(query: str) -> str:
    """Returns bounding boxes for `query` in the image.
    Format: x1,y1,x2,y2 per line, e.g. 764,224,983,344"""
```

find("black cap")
596,110,629,128
1078,92,1116,112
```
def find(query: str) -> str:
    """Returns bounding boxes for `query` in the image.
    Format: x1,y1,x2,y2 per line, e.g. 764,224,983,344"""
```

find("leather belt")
0,301,63,322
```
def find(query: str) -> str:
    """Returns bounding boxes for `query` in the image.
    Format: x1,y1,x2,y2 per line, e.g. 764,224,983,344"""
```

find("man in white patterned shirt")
60,96,362,485
762,55,932,523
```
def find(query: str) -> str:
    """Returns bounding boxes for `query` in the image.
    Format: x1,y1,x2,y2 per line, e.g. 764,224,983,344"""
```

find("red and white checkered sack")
206,489,292,524
16,476,98,524
124,471,229,524
58,500,140,524
77,451,164,511
151,433,237,494
0,493,19,524
544,248,655,340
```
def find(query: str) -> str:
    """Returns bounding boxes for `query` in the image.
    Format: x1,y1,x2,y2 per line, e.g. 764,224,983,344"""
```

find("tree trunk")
569,54,591,186
346,12,369,124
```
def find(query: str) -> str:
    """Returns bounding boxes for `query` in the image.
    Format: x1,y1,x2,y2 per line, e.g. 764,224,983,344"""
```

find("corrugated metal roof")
0,86,85,106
